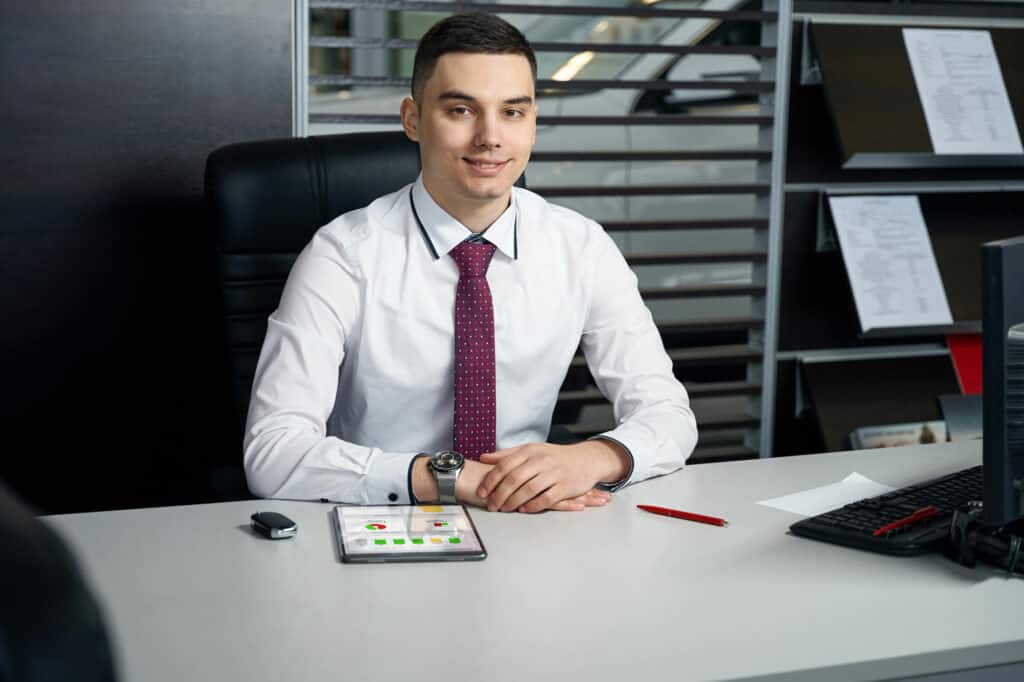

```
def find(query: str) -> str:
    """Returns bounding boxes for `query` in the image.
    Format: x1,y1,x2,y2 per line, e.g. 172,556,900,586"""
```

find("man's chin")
460,181,514,202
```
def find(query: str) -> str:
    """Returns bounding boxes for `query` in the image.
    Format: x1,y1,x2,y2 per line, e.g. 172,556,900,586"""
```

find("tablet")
333,504,487,563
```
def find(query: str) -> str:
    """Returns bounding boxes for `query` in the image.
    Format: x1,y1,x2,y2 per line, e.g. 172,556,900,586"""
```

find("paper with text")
758,473,897,517
903,28,1022,155
829,195,952,332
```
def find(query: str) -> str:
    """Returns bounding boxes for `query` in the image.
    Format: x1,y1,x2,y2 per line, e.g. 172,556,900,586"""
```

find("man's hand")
476,440,629,513
546,488,613,512
458,459,609,511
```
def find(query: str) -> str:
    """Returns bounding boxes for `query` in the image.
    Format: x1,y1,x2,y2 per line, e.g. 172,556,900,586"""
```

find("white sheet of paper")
828,195,953,332
903,28,1022,155
758,473,896,517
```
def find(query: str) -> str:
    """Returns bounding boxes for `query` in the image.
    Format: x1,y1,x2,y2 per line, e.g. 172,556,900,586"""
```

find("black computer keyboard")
789,465,984,556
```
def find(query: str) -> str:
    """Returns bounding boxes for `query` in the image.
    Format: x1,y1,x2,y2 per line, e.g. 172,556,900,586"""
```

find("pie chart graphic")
365,522,387,531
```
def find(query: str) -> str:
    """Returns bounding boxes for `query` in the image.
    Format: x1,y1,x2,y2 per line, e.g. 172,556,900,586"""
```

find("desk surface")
47,440,1024,682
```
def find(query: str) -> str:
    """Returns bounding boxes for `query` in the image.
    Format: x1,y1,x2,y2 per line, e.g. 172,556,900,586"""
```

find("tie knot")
450,240,496,278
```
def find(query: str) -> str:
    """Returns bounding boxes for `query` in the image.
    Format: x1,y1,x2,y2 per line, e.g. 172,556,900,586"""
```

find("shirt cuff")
364,451,422,504
408,453,431,504
589,435,635,492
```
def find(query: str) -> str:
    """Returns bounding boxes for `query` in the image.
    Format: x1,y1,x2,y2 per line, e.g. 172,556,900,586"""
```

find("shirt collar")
410,174,518,261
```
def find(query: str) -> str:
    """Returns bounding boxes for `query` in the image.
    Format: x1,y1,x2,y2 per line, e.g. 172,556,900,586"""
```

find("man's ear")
400,97,420,142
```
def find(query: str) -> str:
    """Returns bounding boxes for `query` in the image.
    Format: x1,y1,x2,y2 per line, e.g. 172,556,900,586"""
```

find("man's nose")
473,111,502,149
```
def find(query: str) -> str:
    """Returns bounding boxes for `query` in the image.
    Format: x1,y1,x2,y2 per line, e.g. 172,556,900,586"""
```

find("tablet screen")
334,504,486,563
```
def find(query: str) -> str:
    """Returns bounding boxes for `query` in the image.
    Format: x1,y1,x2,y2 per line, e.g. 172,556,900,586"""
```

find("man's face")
401,52,536,216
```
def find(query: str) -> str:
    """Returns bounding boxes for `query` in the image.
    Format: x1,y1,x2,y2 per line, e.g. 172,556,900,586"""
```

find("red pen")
872,505,938,537
637,504,729,527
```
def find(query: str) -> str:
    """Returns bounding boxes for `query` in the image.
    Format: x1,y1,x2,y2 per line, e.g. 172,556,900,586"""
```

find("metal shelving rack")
771,0,1024,456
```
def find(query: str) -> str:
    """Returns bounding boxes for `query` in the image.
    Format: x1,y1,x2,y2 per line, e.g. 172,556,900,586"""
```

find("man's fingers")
476,448,530,499
548,499,586,512
581,489,612,505
518,484,570,514
522,482,603,513
533,489,612,513
568,494,608,508
484,460,546,512
570,489,611,504
519,488,613,513
498,472,558,512
477,447,516,464
516,483,610,509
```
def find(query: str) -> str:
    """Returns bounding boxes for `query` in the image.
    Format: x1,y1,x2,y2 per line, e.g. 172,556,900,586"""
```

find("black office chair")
204,131,574,498
0,481,117,682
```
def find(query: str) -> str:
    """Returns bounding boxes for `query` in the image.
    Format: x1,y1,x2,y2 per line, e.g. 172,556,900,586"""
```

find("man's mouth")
464,158,508,171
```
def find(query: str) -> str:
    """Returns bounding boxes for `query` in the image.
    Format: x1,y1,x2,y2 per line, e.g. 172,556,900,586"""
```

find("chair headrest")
204,131,421,253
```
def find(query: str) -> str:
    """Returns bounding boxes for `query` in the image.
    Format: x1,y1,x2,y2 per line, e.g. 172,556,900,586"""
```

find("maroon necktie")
450,240,497,460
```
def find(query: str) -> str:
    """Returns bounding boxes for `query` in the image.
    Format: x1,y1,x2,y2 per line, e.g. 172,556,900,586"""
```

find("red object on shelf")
947,334,983,395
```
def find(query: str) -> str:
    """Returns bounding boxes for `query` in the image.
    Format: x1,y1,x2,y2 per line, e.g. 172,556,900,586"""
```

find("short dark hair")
411,13,537,100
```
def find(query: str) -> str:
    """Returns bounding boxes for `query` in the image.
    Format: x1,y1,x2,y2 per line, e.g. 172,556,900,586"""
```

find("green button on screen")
374,539,386,545
393,539,405,545
448,537,461,544
411,538,424,545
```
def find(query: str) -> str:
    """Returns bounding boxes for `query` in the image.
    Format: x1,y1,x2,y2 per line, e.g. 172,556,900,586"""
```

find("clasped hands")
458,440,630,513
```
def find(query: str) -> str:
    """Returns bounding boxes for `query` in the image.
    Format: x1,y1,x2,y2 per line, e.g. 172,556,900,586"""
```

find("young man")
244,13,697,513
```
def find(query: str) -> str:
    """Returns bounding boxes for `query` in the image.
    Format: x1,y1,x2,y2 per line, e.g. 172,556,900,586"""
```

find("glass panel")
623,228,758,253
628,123,761,152
632,263,755,289
647,296,754,321
527,160,757,188
310,9,352,97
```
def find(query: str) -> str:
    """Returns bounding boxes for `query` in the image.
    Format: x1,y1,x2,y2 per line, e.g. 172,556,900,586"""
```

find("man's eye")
450,106,472,116
505,109,524,118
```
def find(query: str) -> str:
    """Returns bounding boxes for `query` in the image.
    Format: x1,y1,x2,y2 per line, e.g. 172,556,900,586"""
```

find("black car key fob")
251,511,298,539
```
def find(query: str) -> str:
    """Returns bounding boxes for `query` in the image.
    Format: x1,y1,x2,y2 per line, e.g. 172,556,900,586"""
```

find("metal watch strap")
436,468,457,504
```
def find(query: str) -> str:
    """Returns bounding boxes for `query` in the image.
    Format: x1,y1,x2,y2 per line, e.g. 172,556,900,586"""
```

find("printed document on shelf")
828,195,952,332
902,28,1022,155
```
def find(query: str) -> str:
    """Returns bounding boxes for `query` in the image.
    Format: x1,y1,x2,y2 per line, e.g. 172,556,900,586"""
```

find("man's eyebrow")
436,90,534,106
438,90,477,103
503,96,534,106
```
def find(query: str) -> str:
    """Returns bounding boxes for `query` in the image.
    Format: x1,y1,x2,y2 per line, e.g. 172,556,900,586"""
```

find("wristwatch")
427,450,465,504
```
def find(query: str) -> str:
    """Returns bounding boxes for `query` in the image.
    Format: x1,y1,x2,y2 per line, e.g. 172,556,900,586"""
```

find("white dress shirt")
244,175,697,504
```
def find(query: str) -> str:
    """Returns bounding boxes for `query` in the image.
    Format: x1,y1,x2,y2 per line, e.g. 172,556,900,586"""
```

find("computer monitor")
981,235,1024,527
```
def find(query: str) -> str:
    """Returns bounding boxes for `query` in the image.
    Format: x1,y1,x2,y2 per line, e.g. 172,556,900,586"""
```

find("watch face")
432,450,464,472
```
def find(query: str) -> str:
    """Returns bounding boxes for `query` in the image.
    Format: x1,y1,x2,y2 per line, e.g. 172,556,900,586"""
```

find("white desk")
47,440,1024,682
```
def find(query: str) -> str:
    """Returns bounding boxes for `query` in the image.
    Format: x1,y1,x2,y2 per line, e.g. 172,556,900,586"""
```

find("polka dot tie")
450,240,497,461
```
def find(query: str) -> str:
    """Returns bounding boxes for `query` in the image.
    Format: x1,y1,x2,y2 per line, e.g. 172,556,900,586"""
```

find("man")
244,13,697,513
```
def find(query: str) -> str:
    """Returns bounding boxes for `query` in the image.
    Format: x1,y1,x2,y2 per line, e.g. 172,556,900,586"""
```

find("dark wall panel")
1,1,292,513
